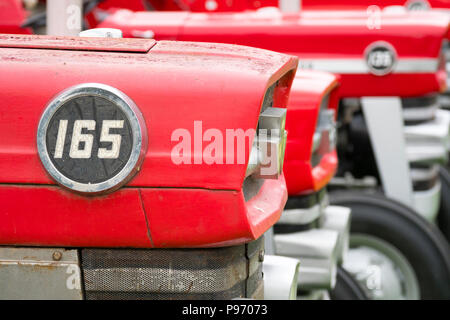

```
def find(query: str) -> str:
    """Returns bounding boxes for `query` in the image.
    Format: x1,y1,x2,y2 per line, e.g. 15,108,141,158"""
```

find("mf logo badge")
365,42,397,76
37,83,147,194
405,0,431,11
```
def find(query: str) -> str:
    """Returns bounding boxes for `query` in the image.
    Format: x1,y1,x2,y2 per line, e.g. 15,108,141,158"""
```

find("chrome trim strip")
263,255,300,300
410,165,440,182
274,229,339,290
402,103,439,122
404,109,450,163
279,205,322,225
413,181,441,222
298,58,438,74
320,206,351,264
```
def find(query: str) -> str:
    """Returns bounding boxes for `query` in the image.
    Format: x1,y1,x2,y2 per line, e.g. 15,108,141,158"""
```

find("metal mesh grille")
81,238,264,300
246,239,264,300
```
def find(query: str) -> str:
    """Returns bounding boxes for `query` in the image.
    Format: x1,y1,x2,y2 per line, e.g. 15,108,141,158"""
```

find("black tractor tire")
438,166,450,242
330,191,450,300
330,266,369,300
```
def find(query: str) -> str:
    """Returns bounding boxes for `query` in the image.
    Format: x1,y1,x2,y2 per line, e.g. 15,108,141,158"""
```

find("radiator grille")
81,238,264,300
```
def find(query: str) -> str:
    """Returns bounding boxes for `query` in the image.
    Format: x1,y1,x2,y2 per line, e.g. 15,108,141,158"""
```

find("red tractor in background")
98,8,450,299
142,0,450,12
273,69,370,300
179,0,450,249
0,0,32,34
268,69,354,299
109,0,450,249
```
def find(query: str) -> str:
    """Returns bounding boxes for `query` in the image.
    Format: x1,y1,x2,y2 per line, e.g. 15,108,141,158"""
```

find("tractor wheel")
438,166,450,241
330,191,450,300
330,266,368,300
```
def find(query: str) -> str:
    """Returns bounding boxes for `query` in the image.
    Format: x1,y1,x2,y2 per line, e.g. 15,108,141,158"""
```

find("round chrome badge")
37,83,147,194
365,41,397,76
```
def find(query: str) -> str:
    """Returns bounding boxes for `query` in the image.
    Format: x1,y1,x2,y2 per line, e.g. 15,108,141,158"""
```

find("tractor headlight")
246,107,287,179
311,93,337,166
313,109,336,152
